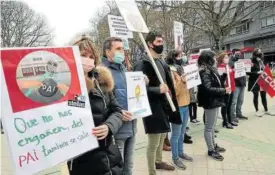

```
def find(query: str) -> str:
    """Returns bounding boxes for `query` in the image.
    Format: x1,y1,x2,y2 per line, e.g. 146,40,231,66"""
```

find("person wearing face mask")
67,36,123,175
134,31,178,174
101,37,140,175
165,50,193,170
217,52,237,129
197,50,231,161
247,48,275,117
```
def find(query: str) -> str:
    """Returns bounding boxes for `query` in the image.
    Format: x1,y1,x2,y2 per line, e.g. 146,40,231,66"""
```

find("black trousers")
221,94,233,124
189,102,197,120
252,91,268,112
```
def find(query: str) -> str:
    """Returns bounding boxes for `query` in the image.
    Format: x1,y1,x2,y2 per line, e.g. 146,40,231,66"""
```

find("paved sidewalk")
1,91,275,175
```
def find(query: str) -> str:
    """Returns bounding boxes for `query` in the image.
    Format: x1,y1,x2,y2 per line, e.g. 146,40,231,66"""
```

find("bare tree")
1,1,53,47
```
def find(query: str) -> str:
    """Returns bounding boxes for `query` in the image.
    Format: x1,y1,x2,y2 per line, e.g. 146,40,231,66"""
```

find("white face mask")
81,56,95,73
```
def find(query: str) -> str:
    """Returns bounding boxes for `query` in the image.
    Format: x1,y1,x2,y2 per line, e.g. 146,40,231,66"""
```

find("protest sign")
122,38,130,50
115,0,176,111
115,0,149,33
174,21,184,50
238,59,252,72
108,15,133,39
0,47,98,175
183,64,201,89
234,61,246,78
126,72,151,119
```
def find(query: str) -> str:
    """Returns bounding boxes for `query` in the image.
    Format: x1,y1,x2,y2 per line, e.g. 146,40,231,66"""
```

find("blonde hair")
216,51,228,65
73,35,100,66
73,35,99,92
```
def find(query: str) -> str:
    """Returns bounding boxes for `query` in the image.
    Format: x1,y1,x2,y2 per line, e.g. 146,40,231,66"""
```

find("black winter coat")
197,65,226,109
133,55,181,134
67,67,123,175
247,57,264,92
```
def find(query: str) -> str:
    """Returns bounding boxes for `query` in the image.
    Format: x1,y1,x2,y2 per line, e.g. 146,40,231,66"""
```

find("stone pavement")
1,91,275,175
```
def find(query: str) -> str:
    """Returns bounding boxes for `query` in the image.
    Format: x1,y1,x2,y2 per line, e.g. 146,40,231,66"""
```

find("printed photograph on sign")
1,48,81,113
16,51,71,104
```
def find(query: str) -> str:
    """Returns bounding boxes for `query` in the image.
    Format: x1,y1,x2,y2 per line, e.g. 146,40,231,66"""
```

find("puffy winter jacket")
197,65,226,109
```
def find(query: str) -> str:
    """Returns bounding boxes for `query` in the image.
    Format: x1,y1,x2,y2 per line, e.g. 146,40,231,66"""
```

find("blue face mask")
182,56,188,63
113,52,125,64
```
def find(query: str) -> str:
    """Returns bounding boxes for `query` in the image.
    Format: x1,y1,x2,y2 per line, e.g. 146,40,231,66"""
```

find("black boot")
208,150,224,161
215,144,226,153
185,133,192,140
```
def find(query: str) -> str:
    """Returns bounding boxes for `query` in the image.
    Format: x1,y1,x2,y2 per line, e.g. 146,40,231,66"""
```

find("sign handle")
138,32,176,112
226,65,231,89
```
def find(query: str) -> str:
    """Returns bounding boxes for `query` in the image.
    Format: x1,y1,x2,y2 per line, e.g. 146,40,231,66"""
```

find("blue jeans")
115,136,135,175
231,86,245,118
170,106,189,160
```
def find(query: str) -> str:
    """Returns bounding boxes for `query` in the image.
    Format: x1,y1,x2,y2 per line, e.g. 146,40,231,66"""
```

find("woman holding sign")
165,50,193,170
67,36,123,175
216,51,237,129
197,50,231,161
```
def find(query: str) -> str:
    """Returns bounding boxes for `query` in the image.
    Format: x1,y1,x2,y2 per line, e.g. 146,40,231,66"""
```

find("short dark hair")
165,50,180,65
198,50,216,66
102,37,123,57
145,30,163,46
232,48,240,55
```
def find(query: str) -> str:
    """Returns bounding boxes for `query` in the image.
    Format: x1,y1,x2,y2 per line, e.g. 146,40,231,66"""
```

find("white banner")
174,21,184,50
0,47,98,175
234,62,246,78
115,0,149,33
108,15,133,39
126,72,151,119
183,64,201,89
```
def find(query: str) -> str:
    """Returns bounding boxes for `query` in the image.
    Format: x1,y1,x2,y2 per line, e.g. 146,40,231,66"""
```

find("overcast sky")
22,0,106,46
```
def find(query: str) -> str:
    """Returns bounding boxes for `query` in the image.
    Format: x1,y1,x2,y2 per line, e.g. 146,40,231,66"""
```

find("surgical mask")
81,56,95,72
182,56,188,63
152,44,164,54
113,52,125,64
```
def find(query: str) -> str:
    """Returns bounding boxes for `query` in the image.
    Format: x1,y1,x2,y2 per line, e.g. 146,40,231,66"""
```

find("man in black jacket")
134,31,177,175
229,49,248,121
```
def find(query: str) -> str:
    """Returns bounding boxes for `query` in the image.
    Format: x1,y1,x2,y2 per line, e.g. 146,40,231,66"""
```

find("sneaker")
215,144,226,153
172,159,186,170
191,119,197,123
256,111,264,117
185,134,192,140
195,119,201,123
208,150,224,161
237,115,248,120
155,162,175,171
179,153,193,162
184,138,193,144
265,111,275,116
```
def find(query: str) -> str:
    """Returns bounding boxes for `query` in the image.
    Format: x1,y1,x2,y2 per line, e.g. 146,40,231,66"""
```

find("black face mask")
256,52,263,58
152,44,164,54
175,59,183,66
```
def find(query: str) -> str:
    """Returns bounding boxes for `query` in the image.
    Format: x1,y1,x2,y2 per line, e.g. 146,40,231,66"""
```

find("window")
261,18,267,27
267,16,274,25
230,28,236,35
243,23,249,32
236,26,242,34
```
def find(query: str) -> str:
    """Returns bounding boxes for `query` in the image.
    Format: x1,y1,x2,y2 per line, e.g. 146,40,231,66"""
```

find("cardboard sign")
234,62,246,78
183,64,202,89
115,0,149,33
238,59,252,72
174,21,184,50
108,15,133,39
0,47,98,175
126,72,151,119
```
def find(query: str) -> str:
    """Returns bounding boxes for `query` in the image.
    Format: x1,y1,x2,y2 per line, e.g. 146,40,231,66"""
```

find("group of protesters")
2,30,273,175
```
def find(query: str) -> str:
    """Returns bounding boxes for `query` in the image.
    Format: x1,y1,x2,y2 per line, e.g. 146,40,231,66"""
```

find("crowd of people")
2,30,273,175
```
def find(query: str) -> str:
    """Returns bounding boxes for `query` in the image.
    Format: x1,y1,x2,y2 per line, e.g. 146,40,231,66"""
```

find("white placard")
0,47,98,175
234,62,246,78
238,59,252,72
126,72,151,119
115,0,149,33
108,15,133,39
183,64,202,89
174,21,184,50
